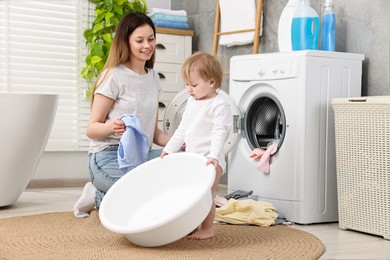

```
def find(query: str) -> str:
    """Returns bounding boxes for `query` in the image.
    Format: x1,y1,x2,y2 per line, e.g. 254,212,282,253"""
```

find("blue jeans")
88,145,162,208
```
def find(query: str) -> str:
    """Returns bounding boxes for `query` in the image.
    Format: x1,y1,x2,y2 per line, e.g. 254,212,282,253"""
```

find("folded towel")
118,114,149,173
148,8,187,17
150,13,188,23
153,20,189,30
219,0,256,46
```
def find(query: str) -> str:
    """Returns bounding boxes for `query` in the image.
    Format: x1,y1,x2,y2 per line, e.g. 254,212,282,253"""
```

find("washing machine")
227,50,364,224
163,50,364,224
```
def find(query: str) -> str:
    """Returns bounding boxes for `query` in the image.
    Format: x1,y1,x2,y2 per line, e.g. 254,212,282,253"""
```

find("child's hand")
160,151,168,159
113,118,125,136
206,158,219,168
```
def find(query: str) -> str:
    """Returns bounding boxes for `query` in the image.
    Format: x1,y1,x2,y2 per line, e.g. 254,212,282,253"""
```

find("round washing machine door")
163,89,240,154
242,93,286,152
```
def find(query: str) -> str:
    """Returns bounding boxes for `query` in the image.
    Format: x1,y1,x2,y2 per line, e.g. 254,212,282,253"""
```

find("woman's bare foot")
186,228,214,240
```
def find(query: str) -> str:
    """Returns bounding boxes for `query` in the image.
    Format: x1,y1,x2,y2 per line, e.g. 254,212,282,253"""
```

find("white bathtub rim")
99,153,216,235
0,93,58,207
0,92,59,99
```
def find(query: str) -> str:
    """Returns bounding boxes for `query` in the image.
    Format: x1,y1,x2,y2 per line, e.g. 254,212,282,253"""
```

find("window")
0,0,91,151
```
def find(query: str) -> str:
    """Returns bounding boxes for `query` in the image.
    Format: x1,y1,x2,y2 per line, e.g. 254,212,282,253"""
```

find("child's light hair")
181,52,223,89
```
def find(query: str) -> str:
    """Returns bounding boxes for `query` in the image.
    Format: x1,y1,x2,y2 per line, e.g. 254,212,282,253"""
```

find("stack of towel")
148,8,189,30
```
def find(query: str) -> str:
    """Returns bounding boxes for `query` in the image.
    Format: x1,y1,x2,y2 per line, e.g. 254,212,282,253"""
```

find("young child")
160,52,232,240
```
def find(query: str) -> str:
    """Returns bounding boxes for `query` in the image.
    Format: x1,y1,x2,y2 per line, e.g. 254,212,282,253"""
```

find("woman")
73,12,170,218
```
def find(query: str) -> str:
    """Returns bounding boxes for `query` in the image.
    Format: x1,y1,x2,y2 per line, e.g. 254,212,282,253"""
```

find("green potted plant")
81,0,148,97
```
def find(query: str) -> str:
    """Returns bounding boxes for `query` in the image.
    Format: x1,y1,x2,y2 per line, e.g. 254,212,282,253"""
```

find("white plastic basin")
99,152,216,247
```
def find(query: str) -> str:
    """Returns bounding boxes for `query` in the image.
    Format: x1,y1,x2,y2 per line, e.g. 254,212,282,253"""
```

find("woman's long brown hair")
90,12,156,104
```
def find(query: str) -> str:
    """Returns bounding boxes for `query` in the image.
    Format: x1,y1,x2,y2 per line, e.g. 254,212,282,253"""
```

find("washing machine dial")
258,67,267,76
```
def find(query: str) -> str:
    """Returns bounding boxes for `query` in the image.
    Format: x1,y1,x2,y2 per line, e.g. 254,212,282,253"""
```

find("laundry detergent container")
99,153,216,247
332,96,390,239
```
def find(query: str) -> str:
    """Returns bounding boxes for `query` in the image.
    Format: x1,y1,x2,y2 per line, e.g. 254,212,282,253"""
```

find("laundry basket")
332,96,390,240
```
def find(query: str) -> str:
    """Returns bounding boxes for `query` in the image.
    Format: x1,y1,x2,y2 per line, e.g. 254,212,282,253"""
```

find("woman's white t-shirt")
89,64,161,154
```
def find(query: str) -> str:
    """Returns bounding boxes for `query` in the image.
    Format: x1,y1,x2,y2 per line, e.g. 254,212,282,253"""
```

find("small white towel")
148,8,187,17
219,0,256,47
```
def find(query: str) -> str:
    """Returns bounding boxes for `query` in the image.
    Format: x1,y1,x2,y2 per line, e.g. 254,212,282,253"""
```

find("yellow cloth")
214,199,278,227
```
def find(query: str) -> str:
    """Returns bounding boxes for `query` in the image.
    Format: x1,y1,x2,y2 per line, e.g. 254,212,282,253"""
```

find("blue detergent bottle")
291,0,320,50
320,0,336,51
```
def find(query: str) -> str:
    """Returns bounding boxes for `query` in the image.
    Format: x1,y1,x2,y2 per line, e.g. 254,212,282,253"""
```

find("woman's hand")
113,118,126,136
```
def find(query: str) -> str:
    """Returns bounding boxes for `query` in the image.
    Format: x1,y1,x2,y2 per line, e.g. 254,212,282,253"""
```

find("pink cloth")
249,143,278,173
249,148,265,159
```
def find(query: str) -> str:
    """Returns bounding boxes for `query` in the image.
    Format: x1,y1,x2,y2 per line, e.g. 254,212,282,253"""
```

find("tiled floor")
1,186,390,260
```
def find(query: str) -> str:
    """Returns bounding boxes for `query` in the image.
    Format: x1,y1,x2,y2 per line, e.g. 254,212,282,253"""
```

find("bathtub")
0,93,58,207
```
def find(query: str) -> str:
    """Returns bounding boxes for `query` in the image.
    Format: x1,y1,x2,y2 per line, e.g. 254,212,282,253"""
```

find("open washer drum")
162,89,286,157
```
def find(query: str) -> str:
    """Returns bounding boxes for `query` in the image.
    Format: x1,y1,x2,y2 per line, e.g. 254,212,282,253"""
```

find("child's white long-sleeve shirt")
163,93,232,172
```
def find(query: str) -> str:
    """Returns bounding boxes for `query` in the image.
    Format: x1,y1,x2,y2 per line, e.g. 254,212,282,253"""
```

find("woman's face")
129,24,156,63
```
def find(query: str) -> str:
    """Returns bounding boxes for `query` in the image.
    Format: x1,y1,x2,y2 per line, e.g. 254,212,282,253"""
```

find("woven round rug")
0,210,324,259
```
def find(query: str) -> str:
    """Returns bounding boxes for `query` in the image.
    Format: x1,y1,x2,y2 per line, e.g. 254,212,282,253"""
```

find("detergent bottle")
277,0,300,52
291,0,320,50
320,0,336,51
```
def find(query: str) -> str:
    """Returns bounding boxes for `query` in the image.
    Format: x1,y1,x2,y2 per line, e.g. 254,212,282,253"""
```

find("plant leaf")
114,5,123,15
102,33,112,43
91,56,102,65
92,23,104,33
93,43,104,56
105,12,113,23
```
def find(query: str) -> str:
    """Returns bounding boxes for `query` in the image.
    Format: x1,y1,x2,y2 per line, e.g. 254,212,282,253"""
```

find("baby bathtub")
99,152,216,247
0,93,58,207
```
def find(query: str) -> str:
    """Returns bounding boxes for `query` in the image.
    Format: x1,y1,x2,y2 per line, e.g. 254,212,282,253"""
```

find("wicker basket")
332,96,390,240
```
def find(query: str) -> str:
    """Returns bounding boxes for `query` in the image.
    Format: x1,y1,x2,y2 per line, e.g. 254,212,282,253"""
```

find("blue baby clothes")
117,114,149,173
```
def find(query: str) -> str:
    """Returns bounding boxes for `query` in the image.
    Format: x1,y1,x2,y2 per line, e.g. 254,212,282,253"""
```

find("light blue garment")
153,20,189,30
117,114,149,173
150,13,188,23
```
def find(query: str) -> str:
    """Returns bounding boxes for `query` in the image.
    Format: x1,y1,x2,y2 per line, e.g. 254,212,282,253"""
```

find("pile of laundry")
214,190,293,226
148,8,189,30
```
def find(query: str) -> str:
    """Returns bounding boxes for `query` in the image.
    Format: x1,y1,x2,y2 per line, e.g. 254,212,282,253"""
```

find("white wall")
146,0,171,9
33,152,88,180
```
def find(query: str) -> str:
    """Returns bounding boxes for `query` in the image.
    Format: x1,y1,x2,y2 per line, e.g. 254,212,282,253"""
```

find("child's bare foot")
187,226,199,236
186,228,214,240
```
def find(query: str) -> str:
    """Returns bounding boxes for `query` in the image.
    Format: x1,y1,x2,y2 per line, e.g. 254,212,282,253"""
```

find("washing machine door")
163,89,239,154
241,93,286,152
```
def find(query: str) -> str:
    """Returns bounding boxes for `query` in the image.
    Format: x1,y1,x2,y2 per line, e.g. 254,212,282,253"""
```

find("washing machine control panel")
257,56,298,80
